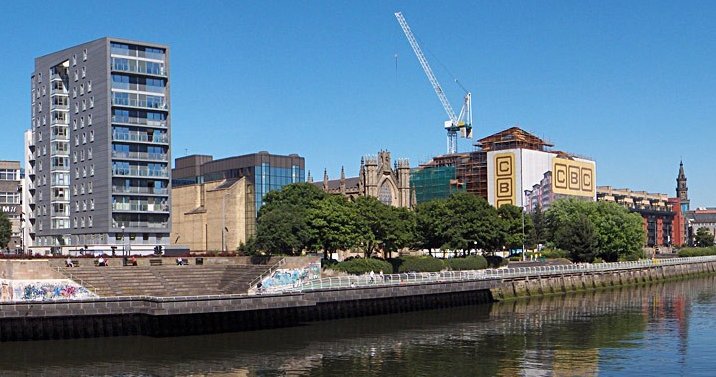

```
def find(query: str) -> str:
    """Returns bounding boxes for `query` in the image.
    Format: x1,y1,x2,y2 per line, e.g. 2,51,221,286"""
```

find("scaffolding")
410,166,465,204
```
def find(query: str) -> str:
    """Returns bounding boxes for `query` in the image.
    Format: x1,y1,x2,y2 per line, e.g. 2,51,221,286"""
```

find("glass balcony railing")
51,103,69,110
111,115,166,127
50,133,69,141
112,131,169,144
111,61,167,77
112,203,169,212
112,167,169,178
112,220,168,229
112,151,168,161
112,97,167,110
112,186,169,195
111,48,166,61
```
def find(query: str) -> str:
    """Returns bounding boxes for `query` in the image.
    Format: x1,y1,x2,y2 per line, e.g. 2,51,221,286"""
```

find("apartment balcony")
111,115,166,128
112,131,168,144
111,60,167,77
50,103,69,111
112,167,169,178
112,151,168,162
50,133,69,141
50,209,70,218
112,220,168,229
110,47,166,61
112,97,167,111
112,186,168,195
112,203,169,213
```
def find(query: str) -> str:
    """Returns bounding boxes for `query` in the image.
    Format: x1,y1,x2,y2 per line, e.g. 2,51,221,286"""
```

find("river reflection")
1,277,715,376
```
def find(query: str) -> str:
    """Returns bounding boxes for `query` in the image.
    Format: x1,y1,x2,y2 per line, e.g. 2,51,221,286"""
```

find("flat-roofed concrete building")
26,38,171,255
0,161,22,252
597,186,676,248
171,152,305,251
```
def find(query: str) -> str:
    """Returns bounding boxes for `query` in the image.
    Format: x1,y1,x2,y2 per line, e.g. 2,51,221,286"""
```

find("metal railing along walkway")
259,256,716,294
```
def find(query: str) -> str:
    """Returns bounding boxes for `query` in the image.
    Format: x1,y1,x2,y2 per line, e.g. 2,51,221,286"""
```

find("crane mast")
395,11,472,154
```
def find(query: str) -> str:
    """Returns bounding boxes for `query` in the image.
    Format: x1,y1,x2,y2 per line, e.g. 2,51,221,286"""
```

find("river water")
2,277,716,376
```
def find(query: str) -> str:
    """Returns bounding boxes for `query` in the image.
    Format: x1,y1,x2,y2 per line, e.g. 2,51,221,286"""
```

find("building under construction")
411,127,596,208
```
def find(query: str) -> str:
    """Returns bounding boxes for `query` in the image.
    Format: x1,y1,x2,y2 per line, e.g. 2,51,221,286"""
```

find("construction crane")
395,11,472,154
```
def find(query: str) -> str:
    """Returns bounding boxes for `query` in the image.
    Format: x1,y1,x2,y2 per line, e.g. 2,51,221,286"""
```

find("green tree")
255,183,326,255
554,213,598,262
592,201,645,261
443,193,504,254
414,199,451,254
353,196,390,258
529,204,546,248
0,212,9,249
545,198,645,262
695,227,715,247
383,206,416,259
497,204,533,252
307,195,361,260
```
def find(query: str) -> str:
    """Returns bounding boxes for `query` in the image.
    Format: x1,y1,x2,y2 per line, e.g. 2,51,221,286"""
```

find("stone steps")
57,264,274,297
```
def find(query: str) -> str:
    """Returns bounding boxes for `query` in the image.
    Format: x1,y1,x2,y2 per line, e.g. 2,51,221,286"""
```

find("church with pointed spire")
676,160,689,213
315,150,412,208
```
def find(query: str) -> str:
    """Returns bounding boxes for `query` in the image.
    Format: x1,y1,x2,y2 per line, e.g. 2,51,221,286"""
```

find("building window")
72,54,77,66
81,66,86,78
72,151,77,163
37,131,42,142
74,168,79,179
90,199,94,210
73,185,77,196
80,116,85,128
80,83,84,96
82,49,87,61
82,200,87,211
88,148,93,160
80,150,84,161
74,70,78,82
80,217,85,228
82,99,86,111
88,182,93,193
38,160,42,171
88,114,92,125
81,183,85,195
73,118,77,130
82,133,86,144
74,201,79,212
73,217,77,228
90,164,94,176
88,216,93,227
89,130,94,142
87,80,92,92
38,102,42,112
74,102,79,114
42,86,46,96
74,135,79,146
72,87,77,98
82,166,86,177
89,97,94,108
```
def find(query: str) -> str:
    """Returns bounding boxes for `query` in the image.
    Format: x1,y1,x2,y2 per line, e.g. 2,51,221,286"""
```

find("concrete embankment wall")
490,261,716,300
0,261,714,341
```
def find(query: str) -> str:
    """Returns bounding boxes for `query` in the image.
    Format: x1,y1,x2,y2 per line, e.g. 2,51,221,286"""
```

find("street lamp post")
121,225,126,257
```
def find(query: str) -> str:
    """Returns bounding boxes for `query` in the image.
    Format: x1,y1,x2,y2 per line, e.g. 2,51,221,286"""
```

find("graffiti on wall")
259,262,321,291
0,279,97,302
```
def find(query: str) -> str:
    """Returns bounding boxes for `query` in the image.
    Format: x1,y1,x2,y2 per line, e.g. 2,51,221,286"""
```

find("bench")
149,258,163,266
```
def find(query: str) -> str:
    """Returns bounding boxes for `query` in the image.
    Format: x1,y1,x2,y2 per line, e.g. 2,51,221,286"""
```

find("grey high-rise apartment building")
26,37,171,254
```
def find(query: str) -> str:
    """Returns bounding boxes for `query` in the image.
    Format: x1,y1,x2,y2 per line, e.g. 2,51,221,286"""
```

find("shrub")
444,255,488,271
392,256,445,273
539,248,568,259
678,247,716,257
328,258,393,275
484,255,506,268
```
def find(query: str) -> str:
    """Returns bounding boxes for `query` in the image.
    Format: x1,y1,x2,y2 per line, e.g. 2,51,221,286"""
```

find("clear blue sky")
2,1,715,207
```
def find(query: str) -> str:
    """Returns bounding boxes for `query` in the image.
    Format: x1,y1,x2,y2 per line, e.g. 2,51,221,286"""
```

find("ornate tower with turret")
363,154,379,198
676,161,689,213
396,158,411,208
